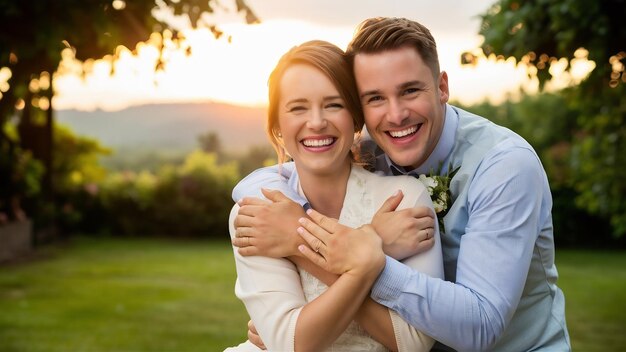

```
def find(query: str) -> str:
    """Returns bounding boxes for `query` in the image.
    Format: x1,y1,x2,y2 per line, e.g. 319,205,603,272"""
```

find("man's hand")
232,188,307,257
247,320,266,350
372,191,436,260
296,209,385,280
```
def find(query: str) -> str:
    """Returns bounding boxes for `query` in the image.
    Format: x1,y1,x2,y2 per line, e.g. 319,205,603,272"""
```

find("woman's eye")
288,106,306,113
325,103,344,109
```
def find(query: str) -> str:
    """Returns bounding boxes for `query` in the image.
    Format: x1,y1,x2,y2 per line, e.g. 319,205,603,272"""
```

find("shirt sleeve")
379,177,444,352
228,204,305,351
231,162,308,206
371,146,547,351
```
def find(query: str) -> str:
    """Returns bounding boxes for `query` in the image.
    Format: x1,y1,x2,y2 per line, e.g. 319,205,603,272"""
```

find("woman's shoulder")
353,165,425,191
352,165,429,202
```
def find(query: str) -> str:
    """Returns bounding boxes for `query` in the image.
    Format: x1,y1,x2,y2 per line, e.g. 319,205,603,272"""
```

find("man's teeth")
389,126,418,138
302,138,334,147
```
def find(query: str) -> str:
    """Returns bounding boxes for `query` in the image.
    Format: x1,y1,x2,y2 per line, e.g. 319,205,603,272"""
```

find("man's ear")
438,71,449,104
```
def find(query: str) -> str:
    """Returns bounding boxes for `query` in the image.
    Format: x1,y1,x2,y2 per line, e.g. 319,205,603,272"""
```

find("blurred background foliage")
466,0,626,239
37,128,273,238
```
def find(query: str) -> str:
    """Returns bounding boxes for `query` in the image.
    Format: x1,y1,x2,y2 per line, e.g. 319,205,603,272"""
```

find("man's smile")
386,124,421,139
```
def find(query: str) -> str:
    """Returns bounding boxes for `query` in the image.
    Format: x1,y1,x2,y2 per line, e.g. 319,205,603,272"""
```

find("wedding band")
246,237,251,246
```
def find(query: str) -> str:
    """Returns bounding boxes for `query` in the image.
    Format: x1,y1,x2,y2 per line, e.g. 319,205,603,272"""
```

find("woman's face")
278,63,355,176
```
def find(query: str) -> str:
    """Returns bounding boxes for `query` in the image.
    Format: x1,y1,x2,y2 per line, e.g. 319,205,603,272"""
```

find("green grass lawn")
556,250,626,351
0,237,249,352
1,237,625,351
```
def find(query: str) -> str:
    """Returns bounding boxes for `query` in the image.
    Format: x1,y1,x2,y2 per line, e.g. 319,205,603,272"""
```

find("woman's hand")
247,320,266,350
372,191,436,260
233,188,307,258
296,209,386,280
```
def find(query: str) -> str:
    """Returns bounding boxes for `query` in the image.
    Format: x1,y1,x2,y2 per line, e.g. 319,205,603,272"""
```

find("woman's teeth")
302,138,334,147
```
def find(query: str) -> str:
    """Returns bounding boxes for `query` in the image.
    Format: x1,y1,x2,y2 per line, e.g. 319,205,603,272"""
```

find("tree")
198,131,222,155
470,0,626,236
0,0,258,221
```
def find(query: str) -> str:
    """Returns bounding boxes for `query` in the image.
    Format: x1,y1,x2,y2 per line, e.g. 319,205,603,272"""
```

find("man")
232,17,570,351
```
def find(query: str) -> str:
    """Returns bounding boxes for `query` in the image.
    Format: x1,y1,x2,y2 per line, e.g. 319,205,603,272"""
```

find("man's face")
354,46,449,170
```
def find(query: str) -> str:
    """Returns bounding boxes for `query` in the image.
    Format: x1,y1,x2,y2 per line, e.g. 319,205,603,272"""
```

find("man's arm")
371,147,547,351
232,162,307,205
299,147,549,351
231,163,309,258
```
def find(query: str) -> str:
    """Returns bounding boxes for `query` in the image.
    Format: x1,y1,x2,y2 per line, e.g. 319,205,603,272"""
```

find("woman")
226,40,443,351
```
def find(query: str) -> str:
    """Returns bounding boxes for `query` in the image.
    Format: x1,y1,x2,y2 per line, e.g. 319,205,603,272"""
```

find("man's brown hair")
346,17,440,78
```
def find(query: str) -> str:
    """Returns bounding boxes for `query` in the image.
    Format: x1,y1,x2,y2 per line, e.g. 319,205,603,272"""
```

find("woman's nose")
307,108,327,130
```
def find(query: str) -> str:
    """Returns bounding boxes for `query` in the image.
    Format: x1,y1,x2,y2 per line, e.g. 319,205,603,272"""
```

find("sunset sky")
52,0,592,112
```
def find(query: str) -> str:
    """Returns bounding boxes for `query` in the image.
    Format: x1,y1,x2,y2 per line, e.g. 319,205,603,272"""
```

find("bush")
96,151,239,237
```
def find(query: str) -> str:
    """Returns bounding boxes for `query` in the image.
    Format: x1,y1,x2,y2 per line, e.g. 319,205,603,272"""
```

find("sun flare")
52,18,594,112
53,21,351,111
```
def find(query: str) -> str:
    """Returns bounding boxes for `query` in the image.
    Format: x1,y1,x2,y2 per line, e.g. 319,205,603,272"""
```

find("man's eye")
403,88,419,95
367,96,383,103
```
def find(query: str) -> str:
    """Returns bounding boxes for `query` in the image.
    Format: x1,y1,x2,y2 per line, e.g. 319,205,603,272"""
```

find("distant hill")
57,102,269,153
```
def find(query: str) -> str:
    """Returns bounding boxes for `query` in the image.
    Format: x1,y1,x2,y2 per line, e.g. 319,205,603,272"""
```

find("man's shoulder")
452,105,532,152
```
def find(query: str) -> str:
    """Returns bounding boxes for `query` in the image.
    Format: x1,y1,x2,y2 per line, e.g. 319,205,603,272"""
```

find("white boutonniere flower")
417,164,460,234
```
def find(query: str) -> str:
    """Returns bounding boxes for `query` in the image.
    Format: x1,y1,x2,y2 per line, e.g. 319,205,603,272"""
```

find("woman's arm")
229,205,306,351
373,177,445,351
293,221,386,351
236,186,438,351
300,176,443,352
295,176,444,352
230,204,387,351
290,256,398,351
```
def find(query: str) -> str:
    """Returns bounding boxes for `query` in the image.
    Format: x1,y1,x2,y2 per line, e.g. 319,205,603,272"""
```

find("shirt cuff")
371,256,412,304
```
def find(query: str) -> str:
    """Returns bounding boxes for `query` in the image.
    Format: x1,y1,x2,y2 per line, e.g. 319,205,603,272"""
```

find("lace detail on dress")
297,166,388,352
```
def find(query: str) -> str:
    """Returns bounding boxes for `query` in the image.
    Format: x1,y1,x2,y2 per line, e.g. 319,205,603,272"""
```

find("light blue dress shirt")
232,105,570,351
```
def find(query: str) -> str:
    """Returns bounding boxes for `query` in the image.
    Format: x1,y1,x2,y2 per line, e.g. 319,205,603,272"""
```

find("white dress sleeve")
372,174,445,352
228,204,305,351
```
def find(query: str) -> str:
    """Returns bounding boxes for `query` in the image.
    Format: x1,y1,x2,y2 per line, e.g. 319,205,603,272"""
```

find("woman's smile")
301,136,337,151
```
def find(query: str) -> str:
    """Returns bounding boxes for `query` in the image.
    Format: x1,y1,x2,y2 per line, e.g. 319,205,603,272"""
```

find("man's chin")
388,152,421,171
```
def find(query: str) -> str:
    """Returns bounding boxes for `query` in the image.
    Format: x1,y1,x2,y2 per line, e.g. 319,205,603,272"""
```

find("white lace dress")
226,166,444,352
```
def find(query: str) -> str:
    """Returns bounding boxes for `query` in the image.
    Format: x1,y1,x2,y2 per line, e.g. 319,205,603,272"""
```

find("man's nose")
386,99,408,125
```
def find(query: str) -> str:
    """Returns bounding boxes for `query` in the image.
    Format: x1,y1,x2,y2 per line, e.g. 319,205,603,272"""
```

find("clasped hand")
233,188,307,258
372,190,436,260
297,209,386,279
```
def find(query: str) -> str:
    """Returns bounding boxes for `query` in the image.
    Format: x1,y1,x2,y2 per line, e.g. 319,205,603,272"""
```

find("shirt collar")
386,104,458,176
